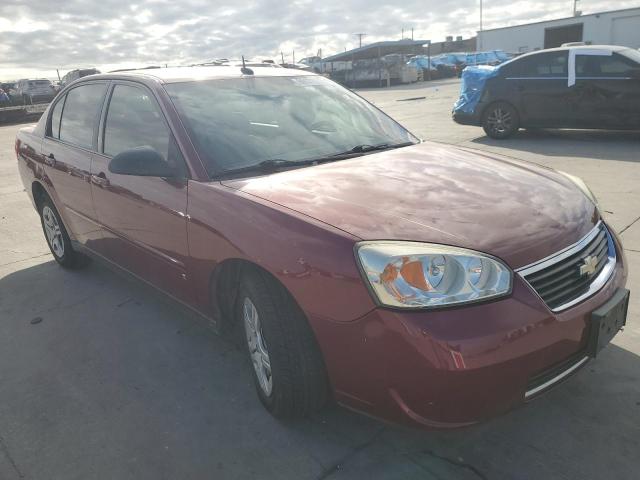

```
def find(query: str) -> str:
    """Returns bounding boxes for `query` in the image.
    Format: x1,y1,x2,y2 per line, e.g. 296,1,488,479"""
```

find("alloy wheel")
486,107,513,135
42,205,64,258
243,297,273,396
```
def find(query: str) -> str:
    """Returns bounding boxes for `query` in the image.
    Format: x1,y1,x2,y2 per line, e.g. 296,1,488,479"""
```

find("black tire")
482,101,520,139
39,196,89,269
237,268,328,419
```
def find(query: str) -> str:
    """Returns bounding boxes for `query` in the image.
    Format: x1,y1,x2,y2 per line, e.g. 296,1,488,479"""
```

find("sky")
0,0,637,80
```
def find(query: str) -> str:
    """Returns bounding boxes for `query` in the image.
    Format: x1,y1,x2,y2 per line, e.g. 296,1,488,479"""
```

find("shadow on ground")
0,260,639,480
470,129,640,163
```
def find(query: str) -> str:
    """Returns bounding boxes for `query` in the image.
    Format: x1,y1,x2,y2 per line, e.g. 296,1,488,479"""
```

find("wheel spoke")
242,297,273,396
261,353,271,371
42,206,64,258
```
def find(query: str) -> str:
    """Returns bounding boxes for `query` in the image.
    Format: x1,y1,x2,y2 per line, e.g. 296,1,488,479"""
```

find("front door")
90,82,192,303
41,82,108,248
508,51,571,127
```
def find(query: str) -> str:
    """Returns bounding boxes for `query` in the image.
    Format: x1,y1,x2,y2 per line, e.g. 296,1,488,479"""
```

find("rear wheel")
237,268,328,419
39,196,89,269
482,102,519,139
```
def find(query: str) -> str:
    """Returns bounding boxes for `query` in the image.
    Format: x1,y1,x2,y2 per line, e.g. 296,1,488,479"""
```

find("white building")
478,7,640,53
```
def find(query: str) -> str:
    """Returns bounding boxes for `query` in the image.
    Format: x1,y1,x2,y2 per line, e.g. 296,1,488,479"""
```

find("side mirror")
108,147,176,177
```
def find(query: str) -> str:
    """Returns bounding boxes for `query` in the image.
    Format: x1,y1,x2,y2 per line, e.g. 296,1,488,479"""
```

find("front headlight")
356,242,512,309
558,171,598,207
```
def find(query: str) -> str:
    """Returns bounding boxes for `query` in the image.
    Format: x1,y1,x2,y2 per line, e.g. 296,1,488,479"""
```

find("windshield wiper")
214,141,417,179
330,141,416,156
215,158,327,178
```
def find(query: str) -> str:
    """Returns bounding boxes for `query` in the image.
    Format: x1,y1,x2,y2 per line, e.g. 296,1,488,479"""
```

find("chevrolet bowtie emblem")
579,255,598,277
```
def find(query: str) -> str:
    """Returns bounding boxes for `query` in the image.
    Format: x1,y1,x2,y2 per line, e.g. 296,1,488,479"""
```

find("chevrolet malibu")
16,66,629,428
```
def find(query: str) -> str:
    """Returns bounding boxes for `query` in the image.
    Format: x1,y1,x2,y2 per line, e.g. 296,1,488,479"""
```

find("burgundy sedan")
15,66,629,428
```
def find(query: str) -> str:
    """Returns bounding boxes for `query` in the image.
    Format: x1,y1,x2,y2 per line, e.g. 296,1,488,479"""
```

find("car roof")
517,44,628,59
85,65,317,84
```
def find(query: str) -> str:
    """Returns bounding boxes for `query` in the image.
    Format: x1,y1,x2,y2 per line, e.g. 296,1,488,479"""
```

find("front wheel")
238,269,328,419
482,102,519,139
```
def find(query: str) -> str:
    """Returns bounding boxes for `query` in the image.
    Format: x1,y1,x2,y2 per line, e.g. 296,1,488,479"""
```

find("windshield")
165,76,418,177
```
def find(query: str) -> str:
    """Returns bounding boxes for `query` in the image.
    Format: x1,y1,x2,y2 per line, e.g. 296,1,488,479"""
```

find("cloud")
0,0,637,79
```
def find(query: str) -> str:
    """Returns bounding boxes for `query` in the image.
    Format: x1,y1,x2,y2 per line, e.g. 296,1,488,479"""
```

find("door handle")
91,172,110,187
44,153,55,167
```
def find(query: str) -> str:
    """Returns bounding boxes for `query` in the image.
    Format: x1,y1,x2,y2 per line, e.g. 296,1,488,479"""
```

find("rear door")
90,81,192,303
505,51,571,127
41,82,108,249
571,52,640,128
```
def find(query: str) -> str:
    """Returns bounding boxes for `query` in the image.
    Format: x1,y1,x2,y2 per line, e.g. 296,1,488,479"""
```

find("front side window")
59,83,107,149
103,84,171,160
165,75,417,177
516,52,568,77
576,53,637,77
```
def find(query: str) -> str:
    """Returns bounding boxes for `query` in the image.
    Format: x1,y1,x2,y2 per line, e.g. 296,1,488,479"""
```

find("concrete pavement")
1,80,639,480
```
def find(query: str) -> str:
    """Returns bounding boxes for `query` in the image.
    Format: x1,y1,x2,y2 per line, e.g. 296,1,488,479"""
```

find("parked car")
16,66,628,429
453,45,640,138
15,78,56,104
60,68,101,87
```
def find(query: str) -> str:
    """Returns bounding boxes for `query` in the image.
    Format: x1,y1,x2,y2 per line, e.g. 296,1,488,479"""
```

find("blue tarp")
407,56,434,70
453,65,501,114
407,50,511,71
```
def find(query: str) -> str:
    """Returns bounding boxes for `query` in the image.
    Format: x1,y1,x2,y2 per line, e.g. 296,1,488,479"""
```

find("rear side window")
576,53,637,77
103,84,170,160
516,52,568,77
49,96,65,139
59,83,107,149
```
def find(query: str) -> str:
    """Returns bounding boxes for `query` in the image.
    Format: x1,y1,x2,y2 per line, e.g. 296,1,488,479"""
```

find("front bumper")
452,109,481,126
312,229,627,429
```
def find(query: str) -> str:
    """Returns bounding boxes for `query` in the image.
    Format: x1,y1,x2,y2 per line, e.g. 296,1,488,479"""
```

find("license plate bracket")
588,288,629,358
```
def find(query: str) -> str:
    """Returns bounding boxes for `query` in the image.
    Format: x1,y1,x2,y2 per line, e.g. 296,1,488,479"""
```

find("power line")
353,33,367,48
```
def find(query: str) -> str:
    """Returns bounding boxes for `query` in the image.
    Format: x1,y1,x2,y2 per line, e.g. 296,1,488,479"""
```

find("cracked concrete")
415,450,488,480
1,79,639,479
316,428,386,480
0,434,24,479
620,215,640,235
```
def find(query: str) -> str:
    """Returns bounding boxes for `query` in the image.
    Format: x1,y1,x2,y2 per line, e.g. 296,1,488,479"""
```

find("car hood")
222,142,597,268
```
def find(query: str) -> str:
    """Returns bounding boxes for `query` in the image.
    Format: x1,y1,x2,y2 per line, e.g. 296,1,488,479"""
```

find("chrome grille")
518,223,616,312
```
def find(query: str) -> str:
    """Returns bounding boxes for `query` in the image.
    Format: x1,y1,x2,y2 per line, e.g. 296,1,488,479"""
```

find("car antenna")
241,56,254,75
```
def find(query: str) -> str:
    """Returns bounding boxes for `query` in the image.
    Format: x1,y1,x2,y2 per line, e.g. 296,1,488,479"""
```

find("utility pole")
573,0,580,16
479,0,483,51
411,28,414,40
281,51,285,64
401,27,404,39
353,33,367,48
